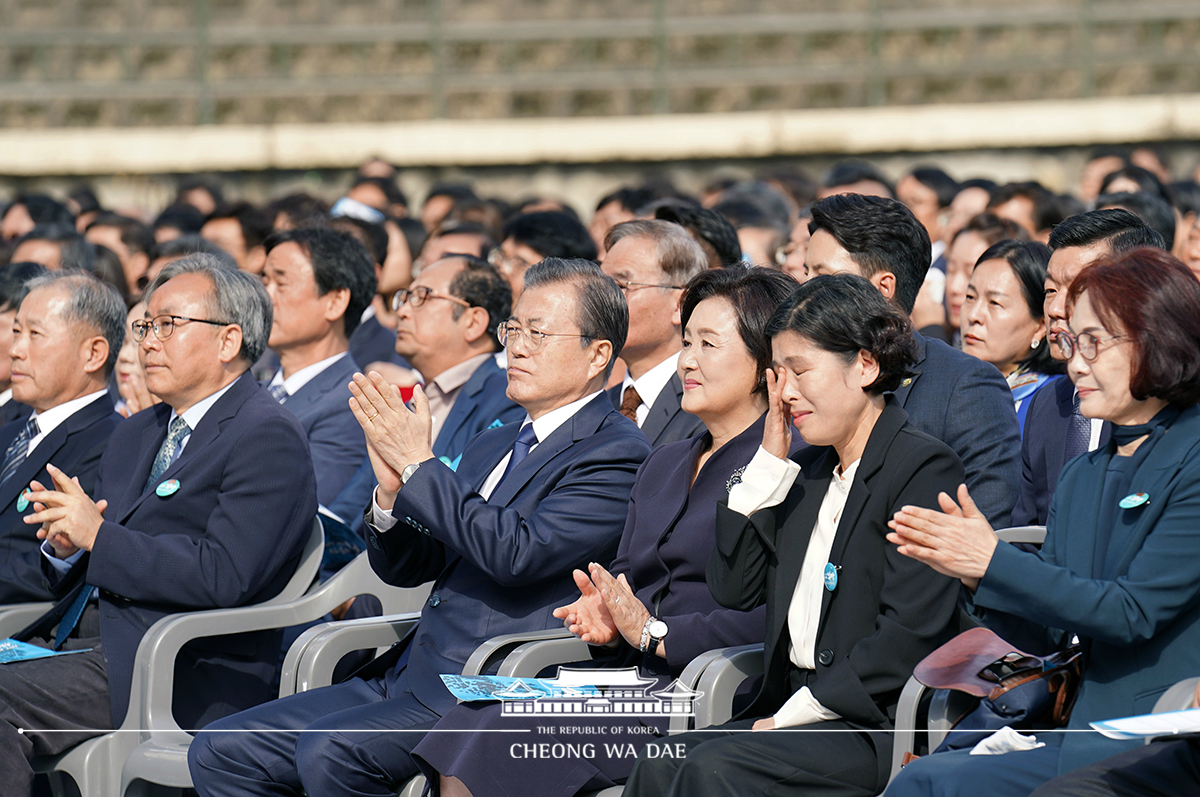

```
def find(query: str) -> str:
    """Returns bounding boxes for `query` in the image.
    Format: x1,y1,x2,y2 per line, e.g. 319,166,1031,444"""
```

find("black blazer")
708,401,963,757
607,372,705,448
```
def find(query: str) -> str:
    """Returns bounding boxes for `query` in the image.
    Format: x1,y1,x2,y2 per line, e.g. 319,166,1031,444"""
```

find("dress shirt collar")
0,388,12,407
428,352,493,398
269,352,348,397
170,373,244,433
521,390,604,447
622,351,679,413
30,390,109,445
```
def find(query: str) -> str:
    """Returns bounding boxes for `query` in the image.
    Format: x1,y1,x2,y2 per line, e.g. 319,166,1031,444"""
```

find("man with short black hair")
190,257,650,797
805,193,1021,527
1094,191,1176,251
85,212,155,296
602,220,707,446
0,194,74,242
0,272,124,603
1011,208,1166,526
262,227,377,508
203,202,273,275
495,211,598,300
818,160,895,200
10,223,95,271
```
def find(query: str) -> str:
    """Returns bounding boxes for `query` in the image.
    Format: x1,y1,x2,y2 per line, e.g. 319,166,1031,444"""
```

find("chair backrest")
996,525,1047,545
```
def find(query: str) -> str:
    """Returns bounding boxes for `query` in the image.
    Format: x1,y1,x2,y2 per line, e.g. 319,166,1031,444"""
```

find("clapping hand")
348,371,435,510
25,464,107,558
887,483,998,591
553,563,656,654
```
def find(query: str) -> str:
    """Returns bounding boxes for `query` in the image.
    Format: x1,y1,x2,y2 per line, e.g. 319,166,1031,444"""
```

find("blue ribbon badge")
1118,492,1149,509
823,562,839,592
16,489,30,512
156,479,181,498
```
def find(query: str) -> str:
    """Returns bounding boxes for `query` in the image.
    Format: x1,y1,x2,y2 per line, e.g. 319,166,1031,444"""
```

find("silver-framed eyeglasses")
131,314,231,342
1058,330,1125,362
391,286,472,312
497,322,586,353
612,278,683,294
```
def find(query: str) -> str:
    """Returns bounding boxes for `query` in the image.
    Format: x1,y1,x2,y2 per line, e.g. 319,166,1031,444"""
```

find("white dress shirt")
620,352,679,428
371,391,604,531
267,352,349,399
26,390,110,458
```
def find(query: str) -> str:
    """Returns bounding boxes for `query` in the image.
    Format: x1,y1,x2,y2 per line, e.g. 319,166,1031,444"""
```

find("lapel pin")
824,562,840,592
16,489,30,512
1118,492,1149,509
156,478,181,498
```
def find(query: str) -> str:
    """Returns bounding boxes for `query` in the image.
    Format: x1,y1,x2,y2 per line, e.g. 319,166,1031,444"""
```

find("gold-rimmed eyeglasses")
131,314,232,342
497,322,586,353
391,286,472,312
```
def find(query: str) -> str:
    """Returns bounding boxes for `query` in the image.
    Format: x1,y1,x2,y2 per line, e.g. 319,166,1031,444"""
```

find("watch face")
648,620,668,638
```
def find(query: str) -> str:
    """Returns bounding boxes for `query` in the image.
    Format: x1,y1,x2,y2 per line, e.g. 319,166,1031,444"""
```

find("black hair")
5,194,74,228
351,175,409,210
972,240,1063,377
90,244,132,307
154,203,206,236
15,223,96,271
1167,181,1200,217
758,168,819,209
425,183,477,205
151,234,237,271
909,166,960,208
988,181,1063,232
1047,207,1160,251
655,203,743,268
265,193,331,229
206,201,273,250
86,212,155,256
808,194,931,313
1098,165,1169,203
822,160,895,197
329,216,389,267
712,197,788,233
679,264,799,397
1088,145,1131,163
1095,191,1176,251
502,211,597,261
446,255,512,351
263,228,378,338
175,177,225,209
767,273,917,395
67,185,102,216
393,217,429,265
958,178,999,196
0,261,50,312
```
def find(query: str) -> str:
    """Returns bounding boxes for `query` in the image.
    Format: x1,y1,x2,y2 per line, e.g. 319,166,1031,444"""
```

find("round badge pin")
823,562,839,592
156,478,181,498
16,489,30,512
1118,492,1149,509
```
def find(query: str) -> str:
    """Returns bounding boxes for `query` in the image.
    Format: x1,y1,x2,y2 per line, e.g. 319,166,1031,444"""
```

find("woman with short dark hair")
625,273,966,797
884,247,1200,796
960,240,1064,433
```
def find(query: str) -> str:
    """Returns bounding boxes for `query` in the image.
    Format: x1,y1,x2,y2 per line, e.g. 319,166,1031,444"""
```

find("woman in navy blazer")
885,248,1200,796
410,265,800,797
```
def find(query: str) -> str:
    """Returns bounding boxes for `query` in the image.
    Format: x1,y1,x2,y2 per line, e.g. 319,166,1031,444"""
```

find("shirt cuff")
772,685,841,729
370,487,398,532
727,445,802,516
41,541,85,574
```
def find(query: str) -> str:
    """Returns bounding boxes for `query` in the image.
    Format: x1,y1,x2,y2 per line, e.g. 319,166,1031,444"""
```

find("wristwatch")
640,616,669,655
400,462,422,484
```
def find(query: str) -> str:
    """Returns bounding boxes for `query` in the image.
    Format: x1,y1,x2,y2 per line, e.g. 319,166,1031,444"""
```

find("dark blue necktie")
1063,391,1091,463
268,382,289,403
498,424,538,486
54,586,92,650
0,416,39,487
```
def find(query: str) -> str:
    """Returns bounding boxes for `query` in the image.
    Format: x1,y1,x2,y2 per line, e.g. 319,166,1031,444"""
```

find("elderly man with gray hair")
0,270,125,604
602,219,709,446
0,254,318,797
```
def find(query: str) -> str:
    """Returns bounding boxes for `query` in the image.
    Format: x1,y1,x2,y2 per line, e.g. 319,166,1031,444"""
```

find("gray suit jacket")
607,372,705,448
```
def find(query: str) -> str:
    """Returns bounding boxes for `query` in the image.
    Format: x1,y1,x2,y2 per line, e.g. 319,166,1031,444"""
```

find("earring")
1030,337,1040,349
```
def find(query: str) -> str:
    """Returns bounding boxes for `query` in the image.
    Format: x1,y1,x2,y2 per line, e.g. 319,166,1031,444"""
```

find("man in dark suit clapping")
189,257,651,797
0,271,123,603
0,255,318,797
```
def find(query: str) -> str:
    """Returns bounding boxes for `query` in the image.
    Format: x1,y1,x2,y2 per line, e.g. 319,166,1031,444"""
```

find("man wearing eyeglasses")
0,271,123,604
189,257,650,797
601,220,708,447
0,255,317,797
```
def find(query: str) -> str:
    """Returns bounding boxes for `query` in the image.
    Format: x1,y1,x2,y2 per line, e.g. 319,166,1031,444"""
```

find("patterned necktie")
145,416,191,492
498,424,539,486
1063,391,1092,463
268,382,289,403
0,416,40,487
620,385,642,423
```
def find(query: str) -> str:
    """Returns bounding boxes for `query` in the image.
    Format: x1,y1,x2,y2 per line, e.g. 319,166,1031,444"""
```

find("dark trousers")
189,674,439,797
623,718,885,797
882,743,1062,797
0,633,111,797
1030,738,1200,797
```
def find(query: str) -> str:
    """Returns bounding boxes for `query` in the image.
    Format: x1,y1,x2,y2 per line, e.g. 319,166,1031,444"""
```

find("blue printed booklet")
440,674,600,702
0,638,92,664
1091,707,1200,740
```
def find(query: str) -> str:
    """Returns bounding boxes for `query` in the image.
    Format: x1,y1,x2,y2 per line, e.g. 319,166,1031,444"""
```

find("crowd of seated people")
0,146,1196,797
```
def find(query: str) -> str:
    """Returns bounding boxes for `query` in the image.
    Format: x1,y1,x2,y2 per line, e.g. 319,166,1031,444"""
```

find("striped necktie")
145,416,191,492
269,382,289,403
0,416,39,487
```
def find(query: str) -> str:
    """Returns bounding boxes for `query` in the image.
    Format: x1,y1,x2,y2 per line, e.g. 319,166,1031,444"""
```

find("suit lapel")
640,373,684,445
891,334,928,407
284,355,355,412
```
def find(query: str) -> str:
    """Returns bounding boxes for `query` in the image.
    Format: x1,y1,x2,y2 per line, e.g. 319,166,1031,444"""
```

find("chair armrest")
285,613,420,696
0,602,53,638
995,525,1047,545
890,676,930,782
496,635,593,678
692,644,764,729
462,629,576,677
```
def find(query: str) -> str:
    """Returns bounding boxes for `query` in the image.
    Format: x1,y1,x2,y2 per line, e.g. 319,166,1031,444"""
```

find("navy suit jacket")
975,404,1200,774
892,333,1022,527
326,355,521,528
1011,375,1111,526
364,392,650,714
0,396,31,425
0,395,121,603
607,372,706,448
22,373,317,728
273,354,365,506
